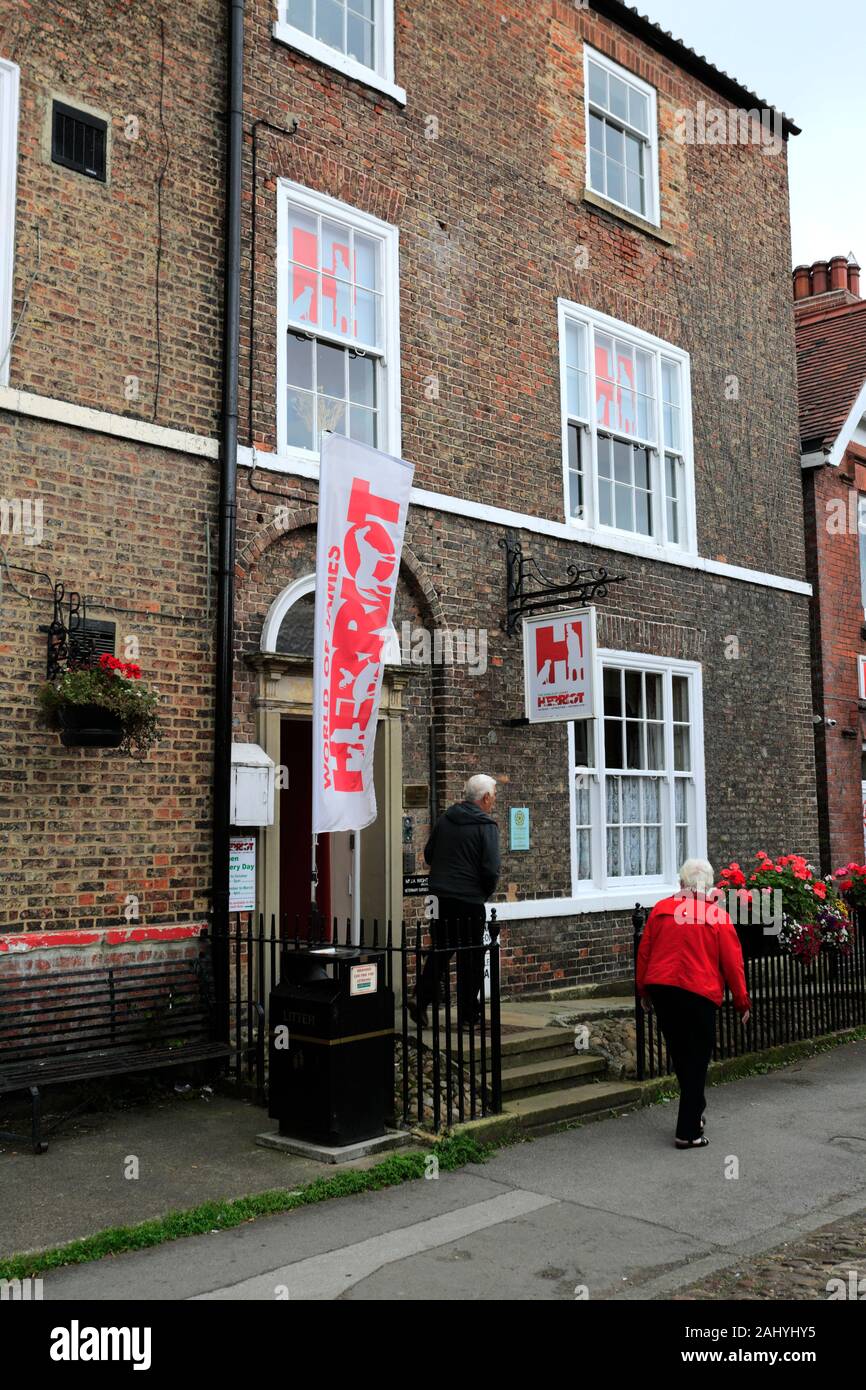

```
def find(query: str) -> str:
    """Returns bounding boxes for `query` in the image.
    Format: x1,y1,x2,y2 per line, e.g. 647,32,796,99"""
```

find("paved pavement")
0,1084,421,1260
35,1038,866,1301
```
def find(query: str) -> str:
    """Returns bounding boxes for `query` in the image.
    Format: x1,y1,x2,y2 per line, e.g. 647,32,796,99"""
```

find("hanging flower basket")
39,654,163,758
57,703,125,748
717,852,853,963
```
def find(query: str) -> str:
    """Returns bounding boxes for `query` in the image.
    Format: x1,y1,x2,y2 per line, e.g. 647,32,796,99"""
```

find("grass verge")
0,1131,489,1283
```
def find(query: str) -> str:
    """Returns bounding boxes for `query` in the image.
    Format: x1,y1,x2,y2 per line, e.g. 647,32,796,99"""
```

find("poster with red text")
313,433,414,833
523,606,597,724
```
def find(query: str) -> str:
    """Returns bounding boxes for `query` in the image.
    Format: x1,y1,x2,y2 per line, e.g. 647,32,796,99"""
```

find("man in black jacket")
409,774,500,1029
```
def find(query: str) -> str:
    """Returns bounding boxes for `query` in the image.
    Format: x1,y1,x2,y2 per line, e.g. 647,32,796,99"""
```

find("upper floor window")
0,57,20,389
274,0,405,105
584,46,659,226
277,181,401,462
559,300,695,554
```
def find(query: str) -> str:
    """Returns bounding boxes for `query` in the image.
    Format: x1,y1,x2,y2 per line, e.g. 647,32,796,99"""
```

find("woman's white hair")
464,773,497,803
679,857,715,892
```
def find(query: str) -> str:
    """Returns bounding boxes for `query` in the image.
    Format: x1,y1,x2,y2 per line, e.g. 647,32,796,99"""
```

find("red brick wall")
802,449,866,871
0,0,223,931
0,2,819,996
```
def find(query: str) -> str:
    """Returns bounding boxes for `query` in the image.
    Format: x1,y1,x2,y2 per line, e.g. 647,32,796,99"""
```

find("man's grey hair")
464,773,497,803
679,858,715,892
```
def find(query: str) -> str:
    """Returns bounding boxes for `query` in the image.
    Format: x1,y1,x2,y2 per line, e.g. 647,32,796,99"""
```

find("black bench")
0,937,251,1152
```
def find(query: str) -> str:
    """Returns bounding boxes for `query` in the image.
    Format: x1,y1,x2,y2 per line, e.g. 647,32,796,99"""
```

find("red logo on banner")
323,479,400,794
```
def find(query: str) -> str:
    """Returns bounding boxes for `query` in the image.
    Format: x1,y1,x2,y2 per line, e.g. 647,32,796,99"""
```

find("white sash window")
569,652,706,892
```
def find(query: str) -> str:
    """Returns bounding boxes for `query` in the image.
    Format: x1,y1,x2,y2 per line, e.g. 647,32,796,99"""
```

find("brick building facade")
795,254,866,873
1,1,819,995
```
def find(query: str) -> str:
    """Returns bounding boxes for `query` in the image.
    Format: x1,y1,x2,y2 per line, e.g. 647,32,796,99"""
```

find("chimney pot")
848,252,861,298
793,265,811,300
830,255,848,291
810,260,830,295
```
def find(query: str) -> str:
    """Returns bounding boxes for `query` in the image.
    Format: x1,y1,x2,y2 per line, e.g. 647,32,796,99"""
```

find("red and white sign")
313,433,414,833
858,655,866,702
523,606,597,723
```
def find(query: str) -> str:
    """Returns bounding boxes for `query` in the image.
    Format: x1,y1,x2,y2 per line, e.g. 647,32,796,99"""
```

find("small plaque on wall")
403,784,429,808
509,807,530,851
403,873,430,897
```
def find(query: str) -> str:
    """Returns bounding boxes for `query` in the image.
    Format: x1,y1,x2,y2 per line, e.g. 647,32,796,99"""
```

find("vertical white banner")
313,433,414,834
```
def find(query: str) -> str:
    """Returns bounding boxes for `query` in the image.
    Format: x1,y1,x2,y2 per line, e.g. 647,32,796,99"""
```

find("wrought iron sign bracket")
498,532,625,638
39,582,91,679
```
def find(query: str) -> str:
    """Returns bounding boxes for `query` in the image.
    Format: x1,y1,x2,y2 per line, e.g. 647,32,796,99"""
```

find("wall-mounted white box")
230,743,275,827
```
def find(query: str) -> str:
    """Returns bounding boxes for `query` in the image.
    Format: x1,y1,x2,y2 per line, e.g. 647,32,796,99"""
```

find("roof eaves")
590,1,801,137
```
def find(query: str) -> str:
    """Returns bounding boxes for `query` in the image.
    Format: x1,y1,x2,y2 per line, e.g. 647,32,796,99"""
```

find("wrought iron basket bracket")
43,581,90,679
498,532,625,637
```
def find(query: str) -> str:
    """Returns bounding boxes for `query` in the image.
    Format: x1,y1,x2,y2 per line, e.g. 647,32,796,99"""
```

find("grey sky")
641,0,866,267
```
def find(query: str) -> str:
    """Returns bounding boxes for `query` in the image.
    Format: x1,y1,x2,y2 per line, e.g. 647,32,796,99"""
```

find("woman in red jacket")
636,859,751,1149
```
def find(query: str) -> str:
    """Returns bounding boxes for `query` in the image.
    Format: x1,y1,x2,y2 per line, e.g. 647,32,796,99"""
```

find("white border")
584,44,660,228
828,378,866,469
273,0,406,106
238,440,812,597
0,384,811,598
558,297,697,557
276,179,402,466
0,58,20,387
858,654,866,703
522,605,597,723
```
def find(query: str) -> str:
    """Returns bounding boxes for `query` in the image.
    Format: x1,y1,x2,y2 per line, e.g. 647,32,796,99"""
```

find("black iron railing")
633,904,866,1080
206,912,503,1133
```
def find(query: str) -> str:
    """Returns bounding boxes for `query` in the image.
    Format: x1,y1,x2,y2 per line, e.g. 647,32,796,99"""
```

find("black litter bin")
268,945,395,1147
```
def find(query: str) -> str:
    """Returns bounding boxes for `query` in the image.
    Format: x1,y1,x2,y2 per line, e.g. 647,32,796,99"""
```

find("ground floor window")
569,652,705,892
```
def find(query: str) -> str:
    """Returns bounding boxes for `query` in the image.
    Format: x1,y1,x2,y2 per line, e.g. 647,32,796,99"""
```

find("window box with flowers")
38,654,162,756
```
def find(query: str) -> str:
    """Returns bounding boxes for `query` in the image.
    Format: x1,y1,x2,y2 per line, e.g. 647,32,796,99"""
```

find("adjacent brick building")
795,253,866,872
0,1,819,995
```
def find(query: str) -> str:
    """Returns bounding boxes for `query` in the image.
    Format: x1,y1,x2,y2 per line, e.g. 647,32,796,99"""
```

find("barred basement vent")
69,619,116,666
51,101,107,181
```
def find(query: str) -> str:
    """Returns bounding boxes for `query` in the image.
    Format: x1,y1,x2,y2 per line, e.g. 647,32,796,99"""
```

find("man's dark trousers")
647,984,716,1140
417,897,486,1022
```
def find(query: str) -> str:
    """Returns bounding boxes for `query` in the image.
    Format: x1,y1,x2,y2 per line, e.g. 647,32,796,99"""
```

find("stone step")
501,1052,607,1099
500,1027,578,1060
503,1079,642,1132
415,1025,581,1071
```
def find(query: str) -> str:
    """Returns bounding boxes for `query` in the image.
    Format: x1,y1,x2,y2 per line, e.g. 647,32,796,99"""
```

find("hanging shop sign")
313,433,414,834
522,605,597,723
858,655,866,702
229,835,256,913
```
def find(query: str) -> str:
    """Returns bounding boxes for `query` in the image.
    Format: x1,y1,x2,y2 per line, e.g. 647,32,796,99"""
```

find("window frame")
583,44,660,227
276,179,402,465
568,650,706,897
0,57,19,389
558,298,697,557
273,0,406,106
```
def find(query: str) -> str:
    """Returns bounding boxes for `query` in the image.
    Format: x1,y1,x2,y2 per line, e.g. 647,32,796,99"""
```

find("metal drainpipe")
212,0,245,1038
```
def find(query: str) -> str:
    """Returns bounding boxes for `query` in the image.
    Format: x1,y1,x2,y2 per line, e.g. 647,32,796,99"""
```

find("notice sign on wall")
523,606,597,723
229,835,256,912
510,807,530,851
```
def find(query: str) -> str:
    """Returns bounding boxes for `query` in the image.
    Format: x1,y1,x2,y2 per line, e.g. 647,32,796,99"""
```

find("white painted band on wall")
0,385,812,597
